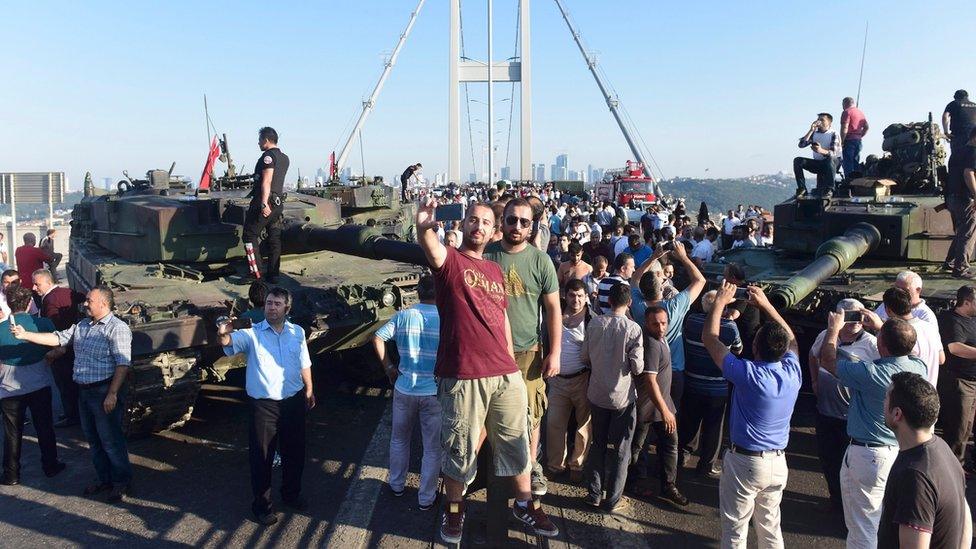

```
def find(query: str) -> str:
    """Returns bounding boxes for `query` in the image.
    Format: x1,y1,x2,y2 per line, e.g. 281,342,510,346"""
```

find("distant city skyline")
3,1,974,189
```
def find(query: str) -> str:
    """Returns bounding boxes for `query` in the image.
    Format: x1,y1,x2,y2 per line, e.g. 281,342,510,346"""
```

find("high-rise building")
556,154,568,171
500,166,511,180
550,164,557,181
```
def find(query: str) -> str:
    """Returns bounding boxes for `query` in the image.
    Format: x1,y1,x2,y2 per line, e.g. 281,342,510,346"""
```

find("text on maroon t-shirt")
433,247,518,379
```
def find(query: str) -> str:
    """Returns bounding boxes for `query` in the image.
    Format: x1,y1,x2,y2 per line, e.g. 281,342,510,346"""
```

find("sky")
3,0,975,189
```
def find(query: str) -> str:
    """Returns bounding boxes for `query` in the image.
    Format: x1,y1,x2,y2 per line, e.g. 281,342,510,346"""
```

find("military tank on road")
295,176,417,241
703,115,960,353
67,168,425,436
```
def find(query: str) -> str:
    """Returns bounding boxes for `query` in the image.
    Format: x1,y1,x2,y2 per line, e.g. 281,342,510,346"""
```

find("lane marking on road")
323,401,393,548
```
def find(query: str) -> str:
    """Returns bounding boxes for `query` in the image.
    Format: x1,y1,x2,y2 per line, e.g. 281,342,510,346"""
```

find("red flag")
329,151,336,180
199,135,220,190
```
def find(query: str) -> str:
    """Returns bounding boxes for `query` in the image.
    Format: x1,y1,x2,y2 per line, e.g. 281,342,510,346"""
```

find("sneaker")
794,188,807,199
106,484,129,503
440,501,465,544
389,484,405,497
660,483,690,508
0,474,19,486
583,493,602,508
695,465,722,480
83,482,112,496
512,500,559,537
955,269,976,280
604,496,631,515
254,511,279,526
530,462,548,496
44,462,67,478
942,262,954,272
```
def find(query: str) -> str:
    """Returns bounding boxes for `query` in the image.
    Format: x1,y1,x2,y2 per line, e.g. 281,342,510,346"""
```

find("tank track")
123,351,202,438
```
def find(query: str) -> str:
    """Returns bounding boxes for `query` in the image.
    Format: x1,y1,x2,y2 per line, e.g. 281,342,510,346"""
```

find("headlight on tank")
382,290,396,308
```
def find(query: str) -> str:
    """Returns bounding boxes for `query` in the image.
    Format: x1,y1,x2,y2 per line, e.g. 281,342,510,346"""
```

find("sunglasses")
505,215,533,228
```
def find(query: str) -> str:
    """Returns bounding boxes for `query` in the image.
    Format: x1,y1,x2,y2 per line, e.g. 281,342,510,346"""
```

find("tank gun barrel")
281,222,429,267
768,223,881,310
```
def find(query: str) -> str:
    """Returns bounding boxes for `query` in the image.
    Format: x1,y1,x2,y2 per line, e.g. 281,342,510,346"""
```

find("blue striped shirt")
55,313,132,385
375,304,440,396
683,312,742,396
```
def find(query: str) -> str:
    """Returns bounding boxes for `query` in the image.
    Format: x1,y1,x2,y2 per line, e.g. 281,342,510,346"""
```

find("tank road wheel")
123,352,203,438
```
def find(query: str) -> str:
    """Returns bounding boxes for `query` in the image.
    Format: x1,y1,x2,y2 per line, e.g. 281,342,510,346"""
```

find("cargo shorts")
438,373,532,486
515,349,548,429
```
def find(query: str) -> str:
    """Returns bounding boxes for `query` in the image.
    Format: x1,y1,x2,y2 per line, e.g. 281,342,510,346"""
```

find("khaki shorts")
515,350,548,429
438,373,531,485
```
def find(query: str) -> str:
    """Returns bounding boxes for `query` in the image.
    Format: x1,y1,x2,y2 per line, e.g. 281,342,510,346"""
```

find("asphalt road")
0,370,970,548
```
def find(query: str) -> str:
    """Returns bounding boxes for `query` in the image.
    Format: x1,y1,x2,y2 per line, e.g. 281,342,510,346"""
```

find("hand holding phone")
733,287,749,301
843,310,862,323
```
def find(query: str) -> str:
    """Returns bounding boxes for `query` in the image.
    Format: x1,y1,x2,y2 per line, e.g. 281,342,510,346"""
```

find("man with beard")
416,199,559,544
485,198,562,497
557,241,592,289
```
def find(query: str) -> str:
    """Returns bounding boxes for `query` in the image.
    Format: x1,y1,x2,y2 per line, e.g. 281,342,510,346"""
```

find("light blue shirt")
838,355,927,446
224,320,312,400
375,304,440,396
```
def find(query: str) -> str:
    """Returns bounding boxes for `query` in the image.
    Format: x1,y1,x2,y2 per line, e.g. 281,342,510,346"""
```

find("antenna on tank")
856,22,868,107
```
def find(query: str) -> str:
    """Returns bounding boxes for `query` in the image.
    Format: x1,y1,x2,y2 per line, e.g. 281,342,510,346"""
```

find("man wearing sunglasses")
485,198,563,499
416,199,559,544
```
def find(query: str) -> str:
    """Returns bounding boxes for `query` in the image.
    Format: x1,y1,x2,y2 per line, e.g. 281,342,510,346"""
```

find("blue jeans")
842,139,862,179
79,382,132,485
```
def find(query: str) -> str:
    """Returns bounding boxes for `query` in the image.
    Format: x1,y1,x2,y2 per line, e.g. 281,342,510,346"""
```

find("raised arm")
416,198,448,269
630,248,667,286
703,281,736,369
671,241,706,303
749,285,798,355
10,318,61,347
818,311,845,377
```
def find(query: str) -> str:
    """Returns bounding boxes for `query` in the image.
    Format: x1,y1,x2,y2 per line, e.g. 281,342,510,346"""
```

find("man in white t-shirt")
863,287,944,386
721,211,740,250
793,112,842,197
873,270,937,325
690,227,717,267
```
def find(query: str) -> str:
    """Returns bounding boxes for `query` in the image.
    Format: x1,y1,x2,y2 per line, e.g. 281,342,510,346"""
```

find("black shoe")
54,417,79,428
44,462,66,478
389,484,405,497
660,483,690,508
794,188,807,198
106,484,129,503
0,475,19,486
696,465,721,480
954,269,976,280
942,262,954,272
254,511,279,526
83,482,112,496
583,493,602,508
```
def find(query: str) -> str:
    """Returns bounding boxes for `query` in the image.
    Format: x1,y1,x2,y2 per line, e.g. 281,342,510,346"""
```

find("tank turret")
295,178,417,241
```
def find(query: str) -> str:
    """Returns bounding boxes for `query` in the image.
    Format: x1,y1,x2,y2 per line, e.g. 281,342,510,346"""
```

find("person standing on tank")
840,97,869,180
401,163,422,201
244,127,289,284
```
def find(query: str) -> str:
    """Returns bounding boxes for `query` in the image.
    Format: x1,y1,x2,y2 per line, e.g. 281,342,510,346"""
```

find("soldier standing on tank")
945,128,976,280
944,90,976,157
400,163,422,201
244,127,289,284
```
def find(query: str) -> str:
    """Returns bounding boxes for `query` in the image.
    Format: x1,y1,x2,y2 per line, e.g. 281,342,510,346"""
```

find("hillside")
658,174,794,214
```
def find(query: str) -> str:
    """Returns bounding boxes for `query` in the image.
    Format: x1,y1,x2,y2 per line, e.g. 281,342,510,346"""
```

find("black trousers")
814,413,848,505
242,202,284,279
651,421,678,488
51,355,79,422
678,391,728,473
793,157,836,194
586,402,636,508
946,196,976,271
938,370,976,464
249,392,306,515
1,387,59,480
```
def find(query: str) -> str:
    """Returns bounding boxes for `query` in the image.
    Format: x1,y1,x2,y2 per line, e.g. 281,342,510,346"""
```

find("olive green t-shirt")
483,242,559,352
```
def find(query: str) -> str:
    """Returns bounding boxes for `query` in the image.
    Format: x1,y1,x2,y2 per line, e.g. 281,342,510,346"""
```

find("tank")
701,115,961,354
295,176,417,241
67,168,426,436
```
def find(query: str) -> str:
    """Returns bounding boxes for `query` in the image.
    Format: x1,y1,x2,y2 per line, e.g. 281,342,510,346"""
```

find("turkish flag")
199,135,220,190
329,151,336,180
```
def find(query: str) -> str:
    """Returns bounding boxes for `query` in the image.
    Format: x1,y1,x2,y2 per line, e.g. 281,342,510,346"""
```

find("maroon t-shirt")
15,246,49,282
434,246,518,379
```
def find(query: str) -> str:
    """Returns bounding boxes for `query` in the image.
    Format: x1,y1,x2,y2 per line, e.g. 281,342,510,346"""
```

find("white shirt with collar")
224,319,312,400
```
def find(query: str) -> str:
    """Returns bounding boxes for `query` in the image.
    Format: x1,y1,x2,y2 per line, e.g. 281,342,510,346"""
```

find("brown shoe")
605,496,631,514
513,500,559,537
440,501,465,544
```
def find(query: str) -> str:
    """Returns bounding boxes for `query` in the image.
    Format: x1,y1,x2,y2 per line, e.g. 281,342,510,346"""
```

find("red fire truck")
594,161,656,207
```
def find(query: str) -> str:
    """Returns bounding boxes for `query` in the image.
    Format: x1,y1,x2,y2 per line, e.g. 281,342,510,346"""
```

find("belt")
728,444,784,457
557,369,589,380
78,377,113,389
849,439,892,448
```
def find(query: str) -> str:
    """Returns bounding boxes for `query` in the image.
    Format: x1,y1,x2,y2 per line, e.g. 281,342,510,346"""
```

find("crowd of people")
1,93,975,545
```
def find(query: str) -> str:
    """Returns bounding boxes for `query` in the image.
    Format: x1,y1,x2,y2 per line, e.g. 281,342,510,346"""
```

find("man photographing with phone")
219,286,314,526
